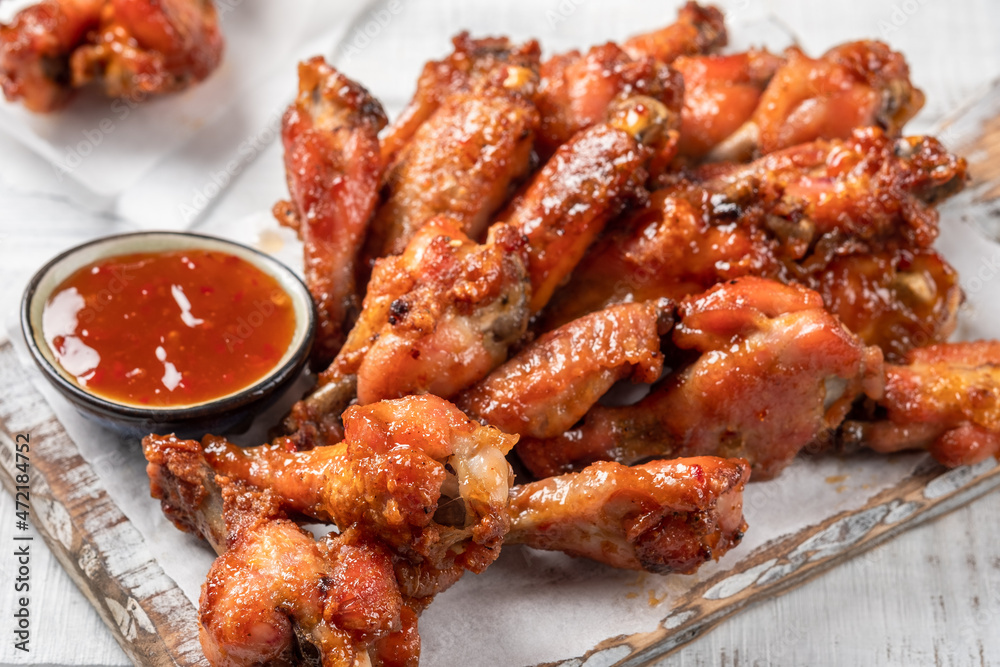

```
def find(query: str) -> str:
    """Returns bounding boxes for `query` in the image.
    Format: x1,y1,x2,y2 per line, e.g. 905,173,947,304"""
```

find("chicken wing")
508,457,749,574
364,62,538,260
748,41,924,158
273,58,386,361
70,0,223,99
1,0,102,111
457,300,672,440
154,394,517,574
519,278,884,480
286,218,530,445
536,42,683,159
1,0,223,111
673,49,783,160
542,129,967,359
842,341,1000,468
621,1,727,64
380,33,541,165
145,442,418,667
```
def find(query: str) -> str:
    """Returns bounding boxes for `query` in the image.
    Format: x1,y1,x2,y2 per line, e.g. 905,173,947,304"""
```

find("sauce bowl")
20,231,316,438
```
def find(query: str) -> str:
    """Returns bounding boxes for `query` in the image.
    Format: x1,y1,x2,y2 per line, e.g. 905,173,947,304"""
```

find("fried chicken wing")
508,457,748,574
273,58,387,361
145,441,417,667
807,248,961,363
843,342,1000,468
673,49,783,160
380,33,541,165
519,278,884,480
748,41,923,158
457,300,672,439
501,96,672,314
0,0,102,111
543,129,967,359
287,218,530,445
364,66,539,259
1,0,223,111
536,42,683,158
71,0,223,99
621,1,727,64
155,395,517,574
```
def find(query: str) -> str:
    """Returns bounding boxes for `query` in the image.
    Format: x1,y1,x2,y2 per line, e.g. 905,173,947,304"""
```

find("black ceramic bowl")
21,231,316,439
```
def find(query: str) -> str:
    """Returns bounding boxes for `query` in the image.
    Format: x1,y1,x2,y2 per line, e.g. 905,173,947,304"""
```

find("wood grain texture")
0,340,206,667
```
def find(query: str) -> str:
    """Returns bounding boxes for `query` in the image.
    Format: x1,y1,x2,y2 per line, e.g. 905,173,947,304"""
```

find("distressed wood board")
3,40,1000,667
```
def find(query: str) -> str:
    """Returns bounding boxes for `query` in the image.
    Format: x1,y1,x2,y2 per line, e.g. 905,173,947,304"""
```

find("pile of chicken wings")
144,4,1000,665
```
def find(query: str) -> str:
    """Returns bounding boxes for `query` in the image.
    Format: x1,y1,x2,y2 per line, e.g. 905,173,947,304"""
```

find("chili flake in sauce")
42,249,297,407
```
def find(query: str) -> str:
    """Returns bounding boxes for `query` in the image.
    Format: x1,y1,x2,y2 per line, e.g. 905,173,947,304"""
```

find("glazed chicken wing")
145,444,417,667
380,33,541,165
543,129,968,359
287,218,530,446
457,300,672,440
71,0,223,99
621,1,727,64
673,49,783,160
842,341,1000,468
0,0,103,111
519,278,884,480
364,60,538,259
150,394,517,575
536,42,683,159
508,457,749,574
749,41,924,158
273,58,387,361
1,0,223,111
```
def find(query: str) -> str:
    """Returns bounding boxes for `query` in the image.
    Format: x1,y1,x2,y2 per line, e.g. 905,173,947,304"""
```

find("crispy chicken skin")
843,342,1000,468
286,218,530,446
536,42,683,159
621,1,727,64
508,457,749,574
380,33,541,165
150,395,517,575
364,64,539,259
144,443,419,667
458,300,672,440
502,119,652,313
673,49,783,160
519,278,884,480
273,58,387,362
1,0,223,111
542,128,967,360
750,41,924,158
0,0,103,111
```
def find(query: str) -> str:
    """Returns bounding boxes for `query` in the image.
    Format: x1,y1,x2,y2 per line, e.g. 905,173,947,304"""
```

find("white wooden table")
1,0,999,664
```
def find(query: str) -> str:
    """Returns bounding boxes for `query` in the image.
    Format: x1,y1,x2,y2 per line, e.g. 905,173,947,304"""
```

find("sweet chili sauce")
42,249,297,408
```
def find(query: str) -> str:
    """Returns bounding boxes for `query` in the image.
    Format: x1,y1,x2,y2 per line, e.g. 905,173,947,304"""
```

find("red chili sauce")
42,249,297,408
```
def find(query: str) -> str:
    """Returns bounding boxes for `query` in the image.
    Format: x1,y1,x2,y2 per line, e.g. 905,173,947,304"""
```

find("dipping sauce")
42,249,297,408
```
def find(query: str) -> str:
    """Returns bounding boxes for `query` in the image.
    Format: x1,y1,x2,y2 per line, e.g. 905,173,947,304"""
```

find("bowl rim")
20,230,316,421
